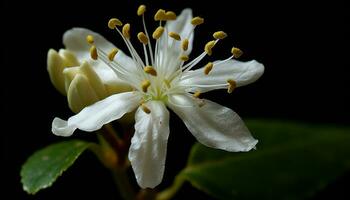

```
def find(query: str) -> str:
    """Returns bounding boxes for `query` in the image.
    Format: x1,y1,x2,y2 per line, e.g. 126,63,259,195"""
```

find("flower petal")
52,92,141,136
168,94,257,152
128,101,170,188
179,59,264,93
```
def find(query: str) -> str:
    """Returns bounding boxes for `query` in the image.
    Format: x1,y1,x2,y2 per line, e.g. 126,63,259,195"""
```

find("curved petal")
52,92,141,136
179,59,264,93
128,101,170,188
167,94,257,152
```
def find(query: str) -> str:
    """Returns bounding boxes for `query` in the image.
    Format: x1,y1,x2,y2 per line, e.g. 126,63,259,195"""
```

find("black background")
2,0,349,199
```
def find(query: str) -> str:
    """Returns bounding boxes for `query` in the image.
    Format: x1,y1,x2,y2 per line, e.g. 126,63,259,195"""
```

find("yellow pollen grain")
141,103,151,114
144,66,157,76
122,23,131,39
180,55,189,61
137,5,146,16
137,32,149,44
86,35,94,45
154,9,166,21
204,40,216,56
227,79,237,94
108,48,119,61
182,39,189,51
193,91,201,98
152,26,164,39
108,18,123,29
169,32,181,41
191,17,204,26
231,47,243,58
213,31,227,39
204,62,214,75
90,46,98,60
141,80,151,92
165,11,177,20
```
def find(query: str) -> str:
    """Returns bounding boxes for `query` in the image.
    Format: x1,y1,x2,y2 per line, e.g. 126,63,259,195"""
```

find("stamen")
141,80,151,92
164,79,171,88
154,9,166,21
213,31,227,40
122,23,131,39
152,26,164,39
90,46,98,60
165,11,177,20
141,103,151,114
169,32,181,41
182,39,189,51
137,32,149,44
108,48,119,61
227,79,237,93
180,55,189,61
191,17,204,26
137,5,146,16
193,91,201,98
231,47,243,58
108,18,123,29
204,40,216,56
86,35,94,45
144,66,157,76
204,62,214,75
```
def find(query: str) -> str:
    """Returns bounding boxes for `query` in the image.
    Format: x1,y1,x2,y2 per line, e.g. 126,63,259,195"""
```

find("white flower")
51,7,264,188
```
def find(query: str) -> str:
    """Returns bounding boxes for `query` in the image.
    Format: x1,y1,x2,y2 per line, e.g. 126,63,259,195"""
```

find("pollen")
213,31,227,40
180,55,189,61
191,17,204,26
181,39,189,51
137,5,146,16
169,32,181,41
108,18,123,29
231,47,243,58
144,66,157,76
108,48,119,61
204,62,214,75
152,26,164,39
204,40,216,56
86,35,94,45
89,45,98,60
122,23,131,39
154,9,166,21
141,103,151,114
137,32,149,44
193,91,201,98
165,11,177,20
141,80,151,92
227,79,237,93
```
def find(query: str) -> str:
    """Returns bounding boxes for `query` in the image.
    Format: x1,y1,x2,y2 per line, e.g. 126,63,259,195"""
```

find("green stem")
156,176,185,200
112,167,136,200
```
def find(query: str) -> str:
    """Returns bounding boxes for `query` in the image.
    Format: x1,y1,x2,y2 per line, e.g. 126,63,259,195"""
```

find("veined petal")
179,59,264,93
129,101,170,188
167,94,257,152
52,92,141,136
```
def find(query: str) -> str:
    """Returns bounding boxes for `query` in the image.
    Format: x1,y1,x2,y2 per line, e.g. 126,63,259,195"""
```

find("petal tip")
51,117,75,137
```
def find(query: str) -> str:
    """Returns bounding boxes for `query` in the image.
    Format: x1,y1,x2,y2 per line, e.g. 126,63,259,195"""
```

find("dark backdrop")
2,0,349,199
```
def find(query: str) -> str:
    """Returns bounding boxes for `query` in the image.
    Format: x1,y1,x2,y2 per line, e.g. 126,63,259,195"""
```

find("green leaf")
21,140,92,194
180,120,350,200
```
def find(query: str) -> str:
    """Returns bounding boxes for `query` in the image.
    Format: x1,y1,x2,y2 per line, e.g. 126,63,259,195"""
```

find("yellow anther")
180,55,189,61
137,5,146,16
227,79,237,94
108,48,119,61
122,23,131,39
141,80,151,92
164,79,171,88
108,18,123,29
213,31,227,39
204,62,214,75
152,26,164,39
193,91,201,98
165,11,177,20
182,39,189,51
191,17,204,25
89,46,98,60
86,35,94,45
154,9,166,21
231,47,243,58
137,32,149,44
169,32,181,41
144,66,157,76
141,103,151,114
204,40,216,56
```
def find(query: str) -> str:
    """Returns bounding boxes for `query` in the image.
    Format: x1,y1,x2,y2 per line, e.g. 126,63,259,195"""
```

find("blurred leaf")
21,140,92,194
180,120,350,200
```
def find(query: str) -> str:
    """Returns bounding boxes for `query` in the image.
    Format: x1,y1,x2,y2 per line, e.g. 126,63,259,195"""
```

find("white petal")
167,94,257,152
128,101,170,188
52,92,141,136
180,59,264,93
